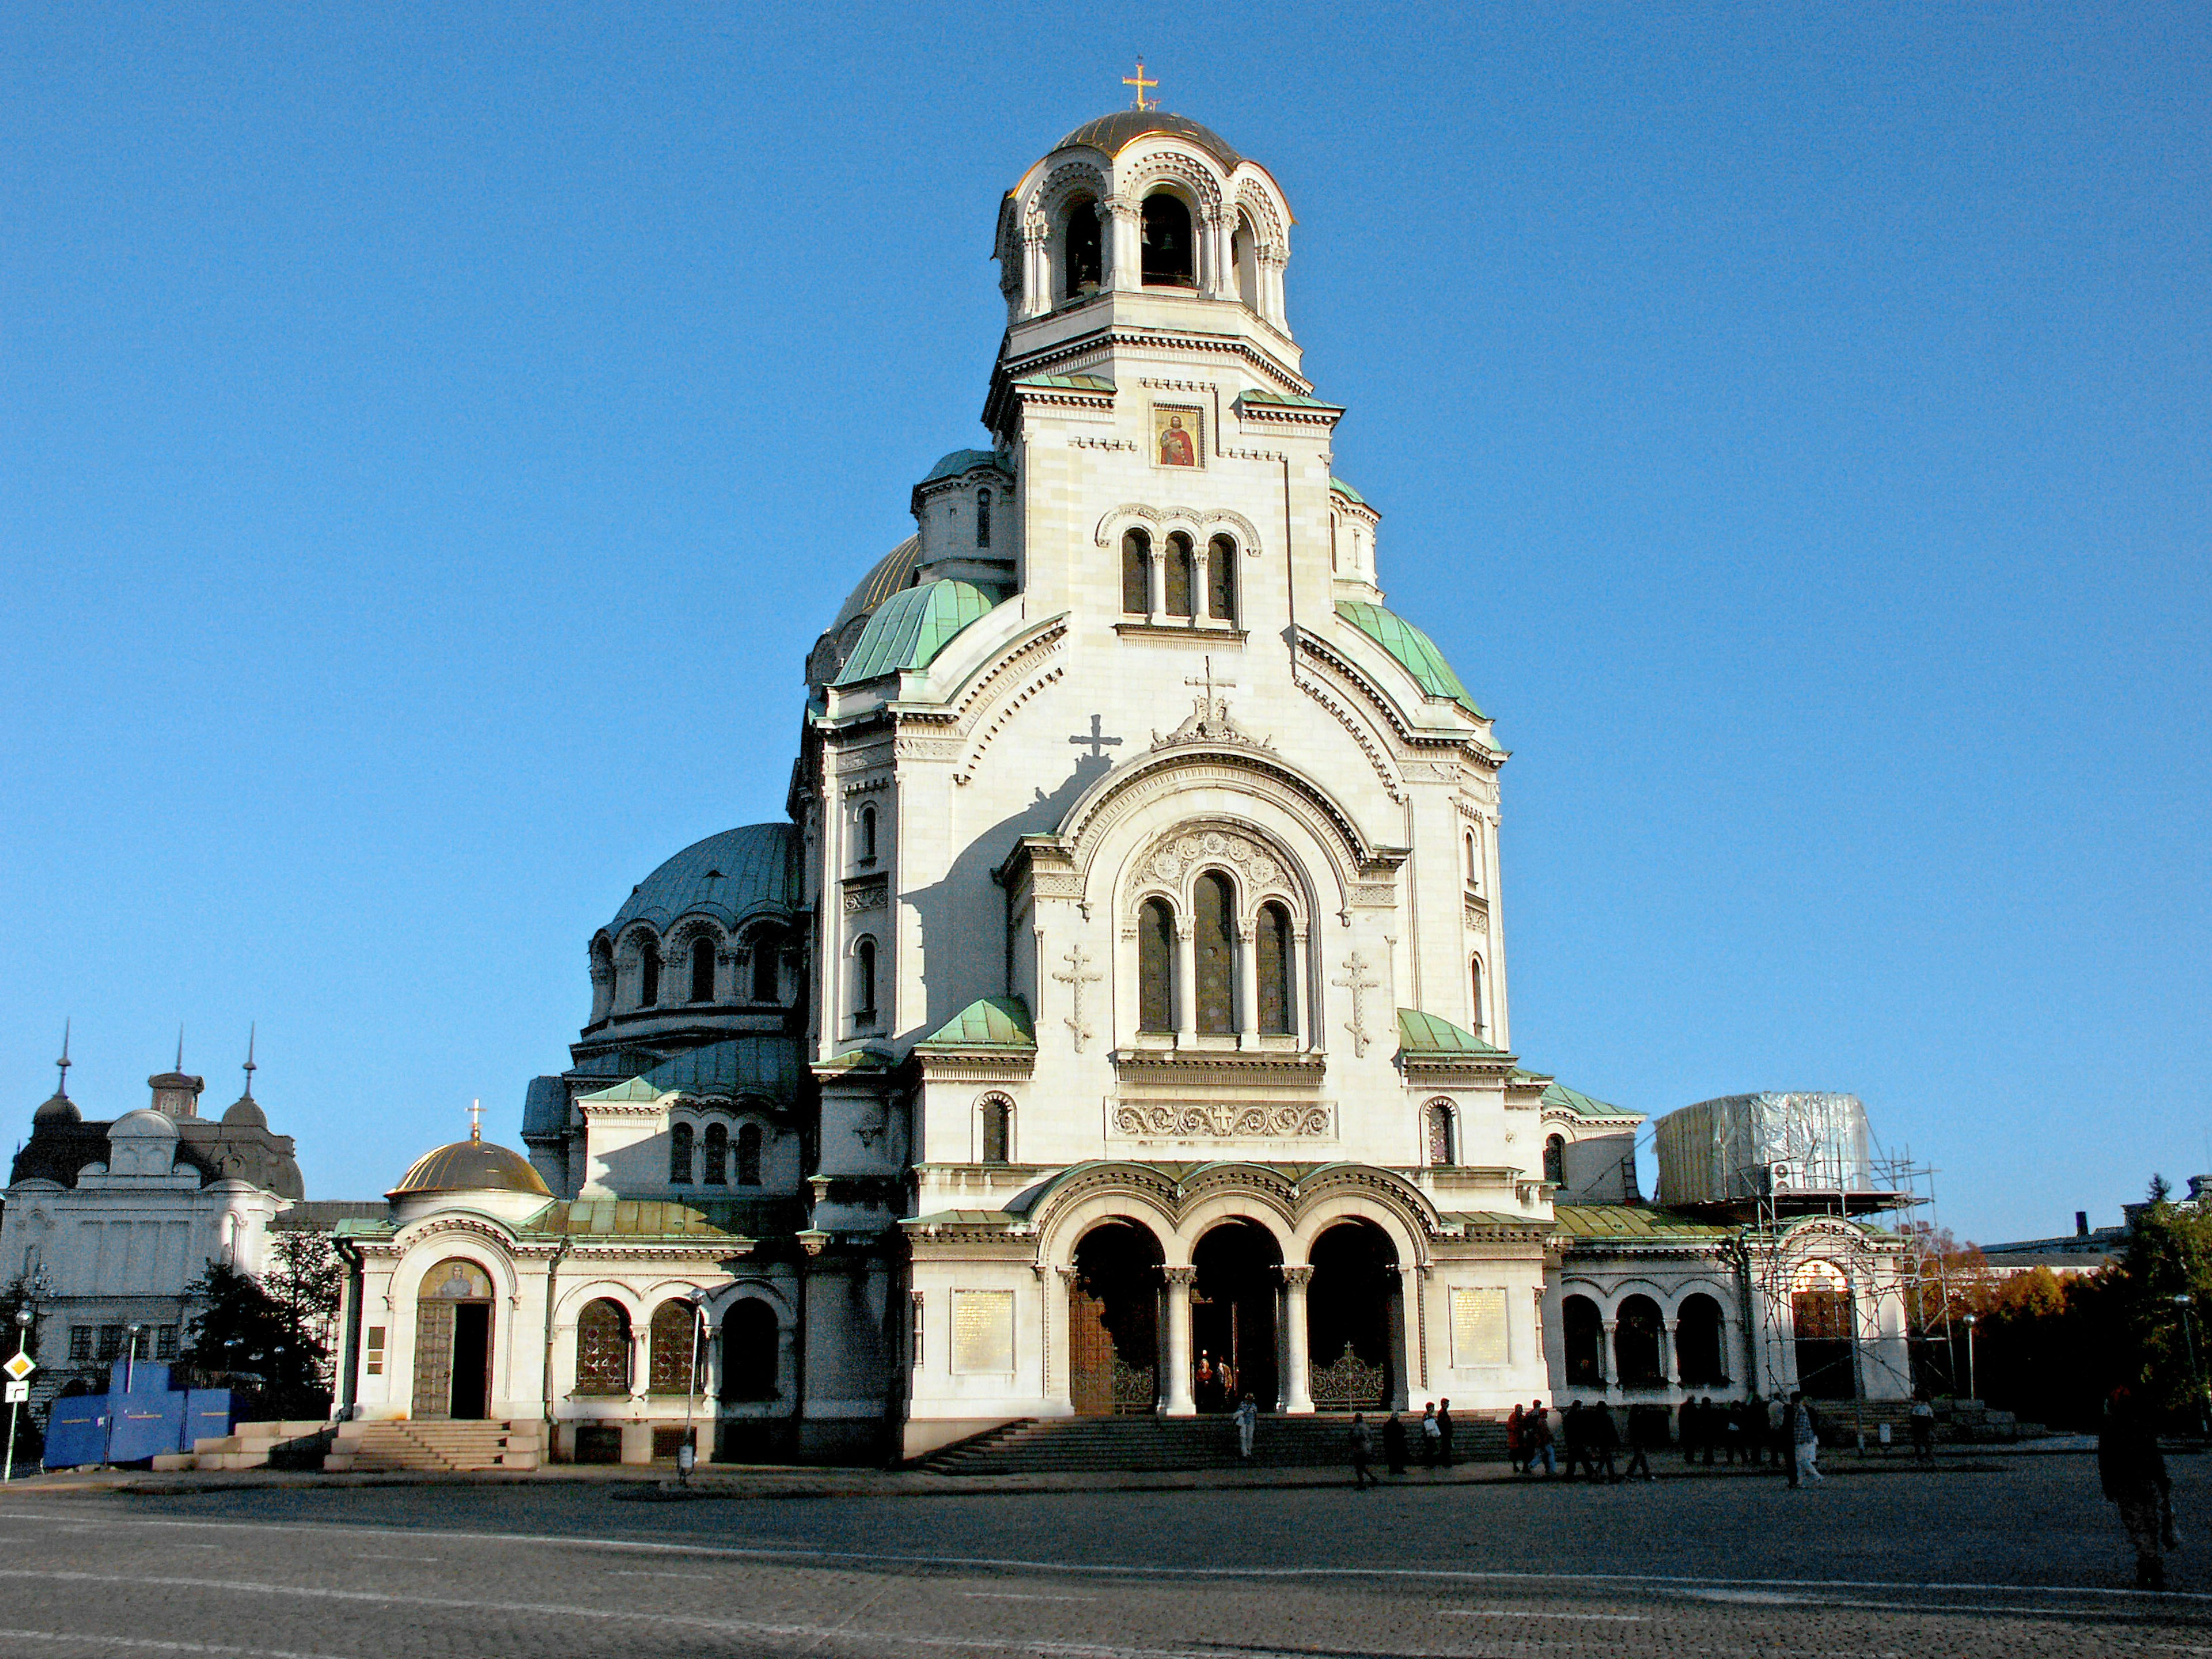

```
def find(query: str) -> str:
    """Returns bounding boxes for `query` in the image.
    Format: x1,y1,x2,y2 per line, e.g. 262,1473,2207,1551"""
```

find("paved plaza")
0,1457,2202,1657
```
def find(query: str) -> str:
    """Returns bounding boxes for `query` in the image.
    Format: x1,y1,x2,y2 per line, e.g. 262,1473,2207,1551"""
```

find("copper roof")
389,1138,551,1198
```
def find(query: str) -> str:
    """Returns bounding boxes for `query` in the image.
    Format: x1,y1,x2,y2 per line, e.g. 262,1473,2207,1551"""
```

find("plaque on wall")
1450,1286,1508,1367
950,1289,1015,1375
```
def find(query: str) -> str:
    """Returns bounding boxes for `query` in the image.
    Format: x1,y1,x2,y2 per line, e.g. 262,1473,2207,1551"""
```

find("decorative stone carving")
1111,1102,1332,1138
1143,827,1283,895
1053,944,1103,1052
1332,950,1380,1057
842,878,889,915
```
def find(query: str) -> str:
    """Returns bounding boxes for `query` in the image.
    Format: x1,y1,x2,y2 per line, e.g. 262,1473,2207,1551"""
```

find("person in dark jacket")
1560,1402,1588,1480
2100,1386,2175,1590
1622,1404,1662,1481
1350,1413,1379,1488
1679,1397,1701,1465
1589,1402,1622,1483
1383,1410,1409,1476
1436,1399,1455,1468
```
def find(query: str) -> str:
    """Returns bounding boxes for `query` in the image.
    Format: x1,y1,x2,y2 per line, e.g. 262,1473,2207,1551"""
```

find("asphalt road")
0,1458,2202,1657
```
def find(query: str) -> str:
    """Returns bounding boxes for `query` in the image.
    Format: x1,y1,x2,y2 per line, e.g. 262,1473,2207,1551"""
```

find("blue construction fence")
43,1361,233,1469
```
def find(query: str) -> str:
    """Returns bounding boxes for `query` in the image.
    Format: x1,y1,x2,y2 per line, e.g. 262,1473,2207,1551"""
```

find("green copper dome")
1336,601,1486,719
833,579,1003,687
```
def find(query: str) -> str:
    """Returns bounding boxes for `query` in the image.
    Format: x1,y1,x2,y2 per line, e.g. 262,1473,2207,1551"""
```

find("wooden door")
412,1300,455,1421
1069,1285,1115,1416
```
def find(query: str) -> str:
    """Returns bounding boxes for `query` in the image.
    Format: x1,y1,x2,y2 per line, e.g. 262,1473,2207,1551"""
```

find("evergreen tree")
183,1262,329,1418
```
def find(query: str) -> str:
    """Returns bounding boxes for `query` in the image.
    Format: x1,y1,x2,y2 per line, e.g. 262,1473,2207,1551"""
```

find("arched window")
1543,1133,1566,1186
1466,830,1479,885
1163,533,1195,618
736,1122,763,1186
1064,199,1103,300
1562,1294,1604,1388
975,487,991,548
750,928,780,1003
979,1097,1010,1164
702,1122,729,1185
1138,897,1176,1033
689,934,716,1003
1469,956,1486,1039
1207,534,1236,622
721,1300,779,1401
590,938,615,1021
859,804,878,865
648,1299,700,1395
1676,1293,1727,1386
1427,1102,1455,1166
1141,193,1194,286
669,1122,694,1185
1615,1295,1665,1389
1194,870,1236,1035
854,938,877,1023
638,937,661,1008
1121,528,1152,613
1233,212,1258,309
1256,901,1294,1035
574,1299,631,1396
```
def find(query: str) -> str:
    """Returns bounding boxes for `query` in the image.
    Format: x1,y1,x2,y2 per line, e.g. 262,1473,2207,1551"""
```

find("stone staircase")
323,1419,544,1472
150,1420,331,1473
920,1412,1511,1475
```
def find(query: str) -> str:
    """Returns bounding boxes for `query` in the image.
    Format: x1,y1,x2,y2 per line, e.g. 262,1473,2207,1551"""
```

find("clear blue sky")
5,3,2206,1244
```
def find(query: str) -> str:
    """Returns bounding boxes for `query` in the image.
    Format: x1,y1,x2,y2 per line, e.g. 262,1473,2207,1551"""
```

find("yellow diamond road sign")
3,1352,35,1382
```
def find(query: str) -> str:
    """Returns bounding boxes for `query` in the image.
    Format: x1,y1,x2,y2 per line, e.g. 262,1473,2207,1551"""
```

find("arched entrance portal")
1068,1222,1162,1416
1792,1263,1858,1400
413,1258,494,1421
1191,1221,1281,1413
1307,1222,1400,1411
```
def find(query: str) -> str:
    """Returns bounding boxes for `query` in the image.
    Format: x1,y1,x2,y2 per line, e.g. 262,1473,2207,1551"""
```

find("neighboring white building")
2,1047,305,1402
334,104,1911,1463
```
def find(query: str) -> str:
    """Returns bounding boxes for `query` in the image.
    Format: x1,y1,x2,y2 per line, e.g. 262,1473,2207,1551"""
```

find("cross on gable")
1185,656,1236,706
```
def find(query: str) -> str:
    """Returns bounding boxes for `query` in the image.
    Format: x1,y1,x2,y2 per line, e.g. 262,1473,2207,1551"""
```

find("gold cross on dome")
468,1098,482,1142
1123,59,1158,111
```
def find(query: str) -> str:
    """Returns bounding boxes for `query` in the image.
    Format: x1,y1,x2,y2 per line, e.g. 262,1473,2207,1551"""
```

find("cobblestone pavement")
0,1458,2204,1657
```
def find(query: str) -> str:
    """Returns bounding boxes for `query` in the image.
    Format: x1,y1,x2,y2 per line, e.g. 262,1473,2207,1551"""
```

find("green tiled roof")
1240,388,1340,410
1016,373,1115,393
1552,1203,1735,1241
1335,601,1486,719
1330,478,1369,506
1397,1008,1508,1058
607,824,801,937
571,1036,802,1101
1541,1080,1633,1120
918,995,1036,1051
834,579,1003,687
919,449,1011,486
526,1199,755,1240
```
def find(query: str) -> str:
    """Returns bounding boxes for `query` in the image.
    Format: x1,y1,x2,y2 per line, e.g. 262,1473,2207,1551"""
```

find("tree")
261,1232,344,1392
182,1261,329,1419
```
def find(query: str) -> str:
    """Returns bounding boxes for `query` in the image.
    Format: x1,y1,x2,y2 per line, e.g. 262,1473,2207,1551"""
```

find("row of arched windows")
1057,194,1268,311
1135,874,1296,1036
668,1120,766,1187
602,923,788,1017
1121,529,1236,622
573,1297,779,1400
1560,1291,1729,1391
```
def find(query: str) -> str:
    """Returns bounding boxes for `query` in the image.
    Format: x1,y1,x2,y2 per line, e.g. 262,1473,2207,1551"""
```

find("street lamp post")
123,1324,141,1395
2176,1295,2208,1436
1961,1314,1978,1402
681,1287,710,1482
4,1308,32,1483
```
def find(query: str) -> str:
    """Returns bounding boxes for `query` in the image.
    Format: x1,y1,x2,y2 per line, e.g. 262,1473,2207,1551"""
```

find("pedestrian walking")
1420,1402,1442,1468
1350,1412,1379,1488
1233,1392,1259,1461
1560,1401,1588,1480
1590,1401,1622,1483
1525,1400,1556,1477
2100,1385,2176,1590
1437,1399,1455,1468
1679,1397,1701,1466
1722,1399,1745,1465
1383,1409,1408,1476
1506,1404,1526,1474
1791,1392,1823,1484
1696,1396,1717,1465
1909,1392,1936,1463
1622,1405,1660,1482
1767,1392,1790,1478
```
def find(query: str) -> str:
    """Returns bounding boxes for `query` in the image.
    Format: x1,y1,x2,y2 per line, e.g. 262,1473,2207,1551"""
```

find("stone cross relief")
1054,943,1104,1052
1332,949,1380,1058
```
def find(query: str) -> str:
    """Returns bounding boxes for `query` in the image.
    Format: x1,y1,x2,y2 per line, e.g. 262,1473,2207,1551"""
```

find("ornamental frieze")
1111,1101,1333,1138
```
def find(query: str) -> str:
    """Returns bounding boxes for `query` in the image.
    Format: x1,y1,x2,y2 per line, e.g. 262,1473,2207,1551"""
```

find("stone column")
1175,920,1198,1045
1600,1319,1619,1396
1107,195,1140,293
1382,1267,1410,1410
1161,1267,1196,1416
1723,1317,1745,1389
1281,1266,1316,1414
1236,921,1259,1048
1665,1320,1683,1389
1148,548,1165,622
1202,209,1232,300
1021,214,1048,319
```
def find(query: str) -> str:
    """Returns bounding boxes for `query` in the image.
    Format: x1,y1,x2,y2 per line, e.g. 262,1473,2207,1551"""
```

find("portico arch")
1306,1219,1401,1412
1067,1219,1162,1416
1190,1219,1280,1414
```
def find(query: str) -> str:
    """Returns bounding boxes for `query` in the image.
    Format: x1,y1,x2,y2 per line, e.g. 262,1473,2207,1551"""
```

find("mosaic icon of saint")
1158,414,1196,467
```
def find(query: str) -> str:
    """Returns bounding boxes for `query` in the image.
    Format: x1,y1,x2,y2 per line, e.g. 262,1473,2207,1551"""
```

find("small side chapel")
336,98,1908,1463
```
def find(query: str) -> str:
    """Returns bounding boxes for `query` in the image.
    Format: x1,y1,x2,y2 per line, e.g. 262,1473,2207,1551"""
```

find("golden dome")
389,1137,551,1199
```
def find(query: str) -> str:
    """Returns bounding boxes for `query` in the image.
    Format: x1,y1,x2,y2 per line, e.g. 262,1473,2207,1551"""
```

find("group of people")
1193,1351,1240,1415
1493,1392,1831,1486
1346,1399,1456,1485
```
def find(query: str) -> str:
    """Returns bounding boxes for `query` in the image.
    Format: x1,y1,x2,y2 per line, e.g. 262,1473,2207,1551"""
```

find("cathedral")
332,104,1911,1464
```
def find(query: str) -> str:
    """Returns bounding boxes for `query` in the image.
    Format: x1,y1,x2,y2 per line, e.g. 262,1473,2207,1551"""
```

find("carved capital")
1162,1266,1198,1288
1279,1266,1315,1290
